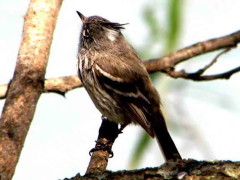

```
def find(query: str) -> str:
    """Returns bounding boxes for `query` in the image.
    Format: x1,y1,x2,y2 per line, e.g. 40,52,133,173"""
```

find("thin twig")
194,48,232,75
164,47,239,81
165,66,240,81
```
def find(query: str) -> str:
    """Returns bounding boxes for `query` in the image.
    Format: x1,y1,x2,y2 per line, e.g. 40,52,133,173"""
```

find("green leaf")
128,132,151,169
165,0,182,53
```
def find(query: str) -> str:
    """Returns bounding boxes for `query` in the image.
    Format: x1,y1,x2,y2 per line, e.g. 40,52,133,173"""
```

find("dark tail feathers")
152,113,182,161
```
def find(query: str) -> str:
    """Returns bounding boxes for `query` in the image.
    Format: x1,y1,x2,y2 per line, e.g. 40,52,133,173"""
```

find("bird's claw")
89,141,114,158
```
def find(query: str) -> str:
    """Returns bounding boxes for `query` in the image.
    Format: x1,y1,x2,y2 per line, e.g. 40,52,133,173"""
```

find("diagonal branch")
194,48,232,75
143,30,240,73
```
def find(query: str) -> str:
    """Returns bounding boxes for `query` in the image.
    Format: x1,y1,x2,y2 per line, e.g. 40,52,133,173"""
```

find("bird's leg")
86,116,121,174
89,116,119,158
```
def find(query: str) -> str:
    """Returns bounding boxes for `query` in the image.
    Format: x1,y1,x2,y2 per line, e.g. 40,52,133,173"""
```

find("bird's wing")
93,57,155,136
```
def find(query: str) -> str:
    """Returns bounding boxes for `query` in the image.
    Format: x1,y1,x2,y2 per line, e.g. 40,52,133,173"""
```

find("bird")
76,11,182,161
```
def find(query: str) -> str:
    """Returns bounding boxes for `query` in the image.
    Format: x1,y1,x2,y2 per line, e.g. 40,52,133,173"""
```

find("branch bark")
64,159,240,180
0,0,62,179
0,76,81,100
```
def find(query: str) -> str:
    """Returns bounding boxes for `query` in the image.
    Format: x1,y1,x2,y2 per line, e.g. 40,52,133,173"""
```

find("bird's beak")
76,11,86,23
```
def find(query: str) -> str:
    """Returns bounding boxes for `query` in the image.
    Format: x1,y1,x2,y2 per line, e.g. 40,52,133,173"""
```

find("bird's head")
77,11,127,48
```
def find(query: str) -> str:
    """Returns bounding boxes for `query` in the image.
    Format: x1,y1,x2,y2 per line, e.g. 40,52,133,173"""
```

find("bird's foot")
89,140,114,158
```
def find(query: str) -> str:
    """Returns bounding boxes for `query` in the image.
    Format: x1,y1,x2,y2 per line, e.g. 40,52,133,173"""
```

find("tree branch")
0,0,63,179
43,75,81,96
0,76,81,99
164,48,240,81
64,159,240,180
144,30,240,73
1,31,240,99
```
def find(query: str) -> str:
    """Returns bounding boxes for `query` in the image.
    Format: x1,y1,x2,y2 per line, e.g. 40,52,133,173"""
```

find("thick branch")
64,159,240,180
0,0,62,179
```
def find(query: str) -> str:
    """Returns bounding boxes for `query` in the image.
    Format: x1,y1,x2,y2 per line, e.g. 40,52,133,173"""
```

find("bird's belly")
82,70,129,124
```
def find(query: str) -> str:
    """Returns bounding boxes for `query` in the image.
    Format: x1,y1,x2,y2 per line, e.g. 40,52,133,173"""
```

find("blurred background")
0,0,240,180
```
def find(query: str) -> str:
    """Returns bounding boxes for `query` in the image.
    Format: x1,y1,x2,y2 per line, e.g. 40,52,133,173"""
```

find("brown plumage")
77,11,181,161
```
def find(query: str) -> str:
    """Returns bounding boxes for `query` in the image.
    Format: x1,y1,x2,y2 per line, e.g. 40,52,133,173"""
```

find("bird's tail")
151,112,182,161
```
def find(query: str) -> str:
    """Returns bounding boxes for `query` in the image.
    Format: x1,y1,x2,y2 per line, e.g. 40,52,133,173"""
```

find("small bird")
77,11,181,161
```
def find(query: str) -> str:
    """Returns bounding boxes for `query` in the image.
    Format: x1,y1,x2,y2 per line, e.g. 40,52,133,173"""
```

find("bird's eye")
82,29,90,37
